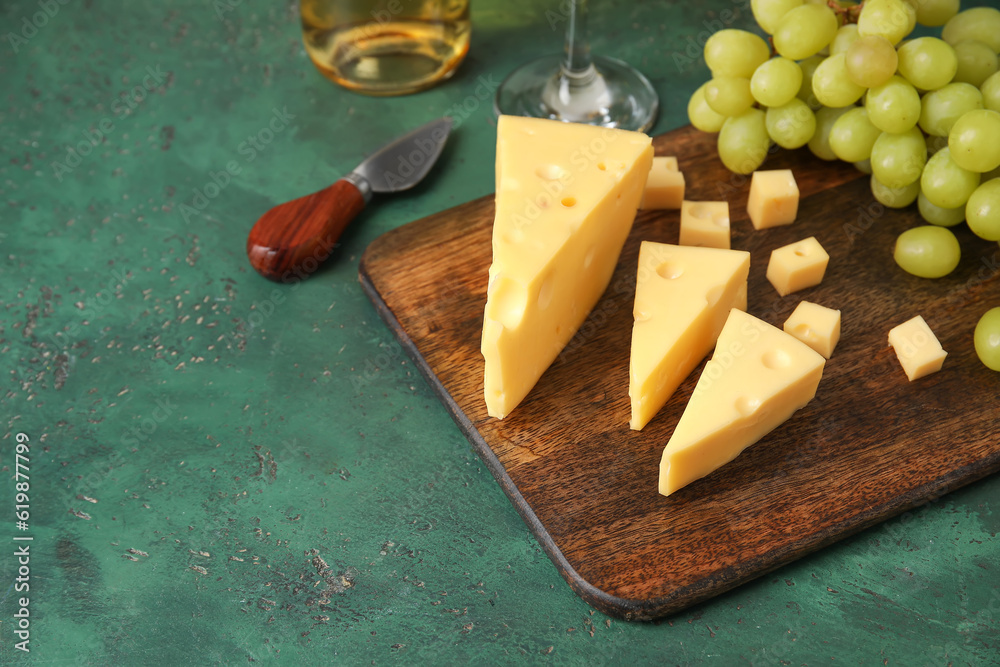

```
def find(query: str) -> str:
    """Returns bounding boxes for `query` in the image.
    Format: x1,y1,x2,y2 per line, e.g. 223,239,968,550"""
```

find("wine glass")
493,0,659,132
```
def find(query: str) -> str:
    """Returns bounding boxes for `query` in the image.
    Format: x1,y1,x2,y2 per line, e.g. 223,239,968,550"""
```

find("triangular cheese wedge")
659,309,826,496
629,242,750,430
482,116,653,419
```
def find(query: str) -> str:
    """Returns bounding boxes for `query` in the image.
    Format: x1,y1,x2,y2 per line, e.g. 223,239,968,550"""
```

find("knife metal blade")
346,116,453,199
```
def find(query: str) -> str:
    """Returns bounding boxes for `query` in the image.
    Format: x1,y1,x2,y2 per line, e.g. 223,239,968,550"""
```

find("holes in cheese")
783,301,841,359
688,203,724,223
536,164,566,181
658,309,826,497
680,200,731,249
502,228,525,245
640,156,685,210
761,348,792,369
734,395,761,417
487,277,528,330
628,242,751,431
766,236,830,297
482,115,654,420
656,261,684,280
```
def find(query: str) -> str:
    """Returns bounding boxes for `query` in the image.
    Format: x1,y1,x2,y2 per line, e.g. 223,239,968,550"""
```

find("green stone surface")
1,0,998,663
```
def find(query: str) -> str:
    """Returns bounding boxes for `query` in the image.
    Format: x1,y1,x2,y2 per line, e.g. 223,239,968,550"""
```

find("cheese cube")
679,200,731,249
766,236,829,296
640,157,684,209
783,301,841,359
659,156,679,171
888,315,947,381
747,169,799,229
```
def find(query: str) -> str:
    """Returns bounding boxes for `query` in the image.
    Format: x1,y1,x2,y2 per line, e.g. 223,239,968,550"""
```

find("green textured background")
1,0,999,663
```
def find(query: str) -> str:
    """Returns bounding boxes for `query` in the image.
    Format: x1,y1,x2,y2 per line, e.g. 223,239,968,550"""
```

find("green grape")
688,84,730,134
845,35,898,88
948,109,1000,173
982,72,1000,113
953,40,1000,88
918,192,965,226
830,24,860,55
752,0,805,34
965,178,1000,241
773,4,838,60
866,75,921,133
893,226,961,278
914,0,959,27
973,307,1000,372
812,54,866,107
942,6,1000,52
855,159,873,174
829,107,882,162
920,146,981,209
705,30,772,78
857,0,915,45
896,37,958,92
808,106,852,161
704,77,755,117
870,126,926,188
871,174,920,208
688,83,728,132
718,108,770,174
796,55,825,109
766,98,817,148
919,82,984,136
926,134,949,155
751,57,803,107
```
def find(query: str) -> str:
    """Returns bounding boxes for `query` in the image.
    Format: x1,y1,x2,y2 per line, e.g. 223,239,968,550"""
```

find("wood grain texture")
358,124,1000,621
247,178,366,282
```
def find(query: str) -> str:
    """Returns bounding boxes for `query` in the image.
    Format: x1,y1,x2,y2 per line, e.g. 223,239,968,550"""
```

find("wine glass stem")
491,0,658,132
563,0,595,83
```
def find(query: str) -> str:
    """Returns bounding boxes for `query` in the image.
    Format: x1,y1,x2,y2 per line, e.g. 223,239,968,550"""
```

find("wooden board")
358,125,1000,621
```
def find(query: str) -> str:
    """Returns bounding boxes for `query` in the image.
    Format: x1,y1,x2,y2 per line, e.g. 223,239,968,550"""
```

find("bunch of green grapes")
688,0,1000,240
688,0,1000,370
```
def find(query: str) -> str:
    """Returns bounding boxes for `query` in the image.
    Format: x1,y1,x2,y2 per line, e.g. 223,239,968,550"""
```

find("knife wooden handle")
247,178,367,283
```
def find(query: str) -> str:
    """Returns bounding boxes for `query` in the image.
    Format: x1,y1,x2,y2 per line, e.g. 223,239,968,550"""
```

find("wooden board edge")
359,232,1000,620
357,253,661,618
656,457,1000,620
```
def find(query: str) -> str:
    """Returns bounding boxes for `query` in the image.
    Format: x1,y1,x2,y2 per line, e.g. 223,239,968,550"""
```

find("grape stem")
827,0,865,24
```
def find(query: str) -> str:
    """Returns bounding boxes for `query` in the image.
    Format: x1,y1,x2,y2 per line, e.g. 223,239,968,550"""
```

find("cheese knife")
247,116,453,282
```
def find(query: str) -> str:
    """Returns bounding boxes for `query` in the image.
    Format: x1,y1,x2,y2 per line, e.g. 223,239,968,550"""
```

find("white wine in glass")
493,0,659,131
